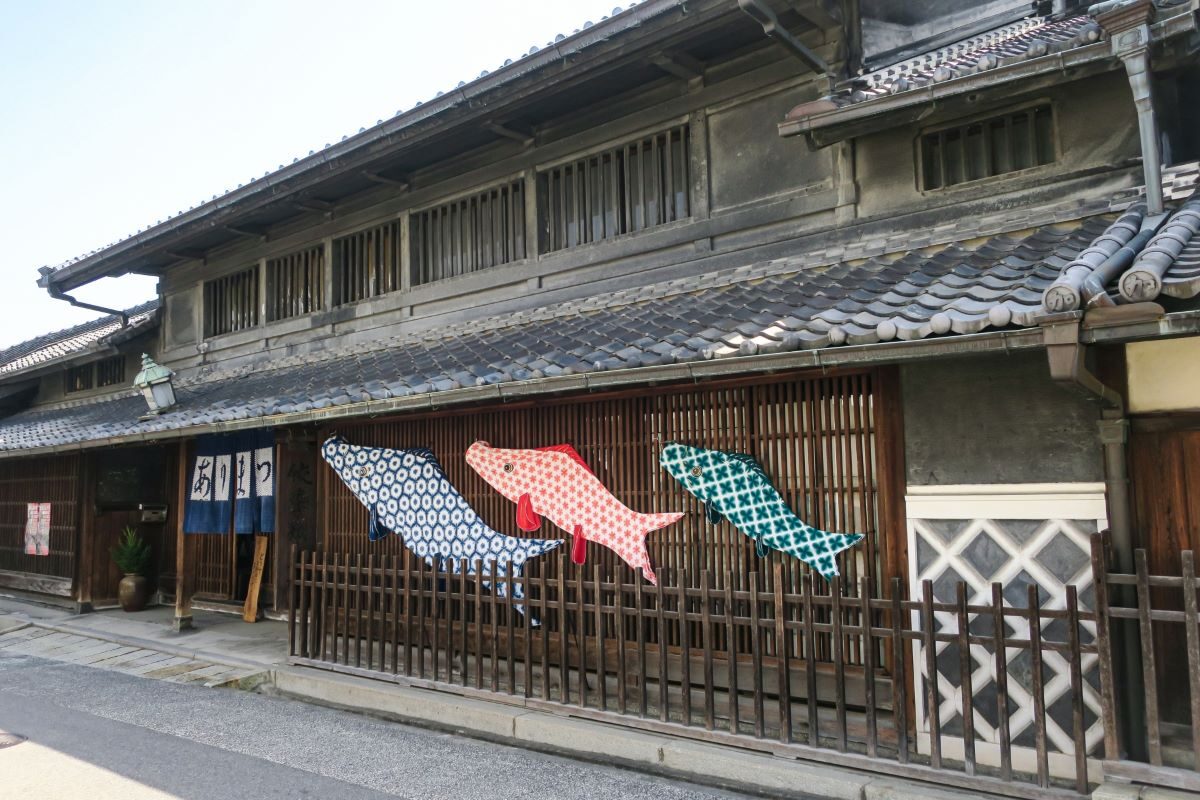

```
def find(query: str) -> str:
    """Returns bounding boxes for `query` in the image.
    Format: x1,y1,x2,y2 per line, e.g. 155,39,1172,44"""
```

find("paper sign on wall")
24,502,51,556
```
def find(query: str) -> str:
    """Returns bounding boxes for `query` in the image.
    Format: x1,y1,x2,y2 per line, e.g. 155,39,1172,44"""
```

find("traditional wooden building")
4,0,1200,795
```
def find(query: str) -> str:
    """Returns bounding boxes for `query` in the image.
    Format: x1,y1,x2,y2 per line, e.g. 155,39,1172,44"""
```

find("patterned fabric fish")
659,442,864,580
320,436,563,586
465,441,683,585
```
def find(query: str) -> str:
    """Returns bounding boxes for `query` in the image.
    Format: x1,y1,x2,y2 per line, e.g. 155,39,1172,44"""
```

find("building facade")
4,0,1200,793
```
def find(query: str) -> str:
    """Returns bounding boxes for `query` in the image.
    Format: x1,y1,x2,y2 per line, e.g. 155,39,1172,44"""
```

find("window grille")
203,266,260,337
921,104,1055,190
266,246,325,322
332,221,402,306
95,355,126,388
539,124,690,253
64,364,93,394
411,182,525,286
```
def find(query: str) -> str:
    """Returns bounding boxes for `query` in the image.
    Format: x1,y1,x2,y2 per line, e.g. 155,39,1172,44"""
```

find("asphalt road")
0,648,757,800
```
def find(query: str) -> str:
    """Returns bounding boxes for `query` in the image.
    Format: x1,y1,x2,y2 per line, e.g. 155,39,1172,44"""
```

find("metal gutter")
45,284,129,325
38,0,700,293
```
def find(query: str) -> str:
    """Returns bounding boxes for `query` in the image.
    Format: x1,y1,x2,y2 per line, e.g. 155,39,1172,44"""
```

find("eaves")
0,324,1045,459
38,0,713,294
0,314,157,385
778,9,1197,145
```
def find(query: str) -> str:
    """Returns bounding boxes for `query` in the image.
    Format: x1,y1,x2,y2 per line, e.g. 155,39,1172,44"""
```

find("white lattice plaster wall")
906,484,1107,779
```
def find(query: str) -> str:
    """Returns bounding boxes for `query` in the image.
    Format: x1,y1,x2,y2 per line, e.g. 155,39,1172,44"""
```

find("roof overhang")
779,7,1197,147
38,0,833,294
6,309,1200,460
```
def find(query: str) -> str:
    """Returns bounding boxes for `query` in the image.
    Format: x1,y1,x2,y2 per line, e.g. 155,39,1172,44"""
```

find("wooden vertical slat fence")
1094,533,1200,790
291,544,1105,798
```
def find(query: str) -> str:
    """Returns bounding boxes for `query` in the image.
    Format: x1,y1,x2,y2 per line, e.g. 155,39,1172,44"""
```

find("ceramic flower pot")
118,574,149,612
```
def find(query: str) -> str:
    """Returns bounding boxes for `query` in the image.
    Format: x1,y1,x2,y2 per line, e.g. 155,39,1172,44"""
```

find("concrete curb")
268,665,1008,800
0,616,30,635
13,616,271,674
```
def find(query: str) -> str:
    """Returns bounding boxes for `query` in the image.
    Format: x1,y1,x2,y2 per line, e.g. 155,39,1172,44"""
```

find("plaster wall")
1126,336,1200,413
854,72,1141,221
900,352,1104,486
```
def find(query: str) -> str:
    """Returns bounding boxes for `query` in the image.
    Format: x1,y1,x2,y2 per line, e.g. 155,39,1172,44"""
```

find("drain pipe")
1092,0,1164,214
45,282,129,326
1040,310,1143,759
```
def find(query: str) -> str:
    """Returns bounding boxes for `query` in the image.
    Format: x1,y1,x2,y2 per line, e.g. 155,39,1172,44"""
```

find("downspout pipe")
1092,0,1164,214
1040,310,1143,759
46,283,129,327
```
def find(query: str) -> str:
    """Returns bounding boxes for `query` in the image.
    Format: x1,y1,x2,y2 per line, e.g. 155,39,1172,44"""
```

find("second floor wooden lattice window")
333,221,402,306
540,124,690,253
921,104,1055,190
64,364,93,393
95,355,125,387
266,246,325,322
203,266,260,337
410,182,526,286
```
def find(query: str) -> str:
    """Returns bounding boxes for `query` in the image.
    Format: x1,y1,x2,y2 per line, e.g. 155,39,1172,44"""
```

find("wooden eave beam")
784,0,842,30
482,121,534,147
651,52,707,82
293,198,335,217
165,248,207,262
224,224,268,242
738,0,830,75
361,170,410,190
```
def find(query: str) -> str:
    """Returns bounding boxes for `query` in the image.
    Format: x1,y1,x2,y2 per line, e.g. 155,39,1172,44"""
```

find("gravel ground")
0,648,759,800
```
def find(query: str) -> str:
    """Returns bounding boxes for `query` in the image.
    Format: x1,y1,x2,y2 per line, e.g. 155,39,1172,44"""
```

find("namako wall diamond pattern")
905,484,1108,779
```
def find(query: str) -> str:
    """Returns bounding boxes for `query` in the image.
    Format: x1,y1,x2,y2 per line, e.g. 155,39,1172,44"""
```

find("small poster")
24,502,50,556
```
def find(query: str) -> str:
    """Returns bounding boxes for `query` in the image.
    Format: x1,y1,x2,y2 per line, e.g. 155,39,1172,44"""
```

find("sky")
0,0,628,349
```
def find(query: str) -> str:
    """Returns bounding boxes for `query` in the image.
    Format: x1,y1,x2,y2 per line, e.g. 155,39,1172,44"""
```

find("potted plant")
111,526,151,612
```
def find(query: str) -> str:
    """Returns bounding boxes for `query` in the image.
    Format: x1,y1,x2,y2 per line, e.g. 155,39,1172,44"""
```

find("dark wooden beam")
224,224,268,242
738,0,830,75
173,440,195,631
785,0,842,30
361,170,409,189
483,121,534,147
651,52,706,82
292,198,335,217
165,248,207,262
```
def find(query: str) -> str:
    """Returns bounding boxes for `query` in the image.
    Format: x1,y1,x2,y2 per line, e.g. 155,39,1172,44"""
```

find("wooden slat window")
203,266,260,337
332,221,402,306
64,364,93,394
539,123,690,253
411,181,525,286
95,355,126,388
266,246,325,322
921,104,1055,190
0,454,81,582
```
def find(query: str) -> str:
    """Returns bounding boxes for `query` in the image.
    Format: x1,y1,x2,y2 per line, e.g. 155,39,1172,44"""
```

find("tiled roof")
848,14,1101,105
4,163,1198,455
0,300,159,377
782,3,1196,132
0,213,1139,453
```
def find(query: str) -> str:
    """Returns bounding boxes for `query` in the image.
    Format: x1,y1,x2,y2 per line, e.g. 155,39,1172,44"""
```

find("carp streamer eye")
503,463,514,473
690,466,703,477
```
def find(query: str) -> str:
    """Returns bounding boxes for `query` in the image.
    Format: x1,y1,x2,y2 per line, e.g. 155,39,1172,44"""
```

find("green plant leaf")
111,526,151,576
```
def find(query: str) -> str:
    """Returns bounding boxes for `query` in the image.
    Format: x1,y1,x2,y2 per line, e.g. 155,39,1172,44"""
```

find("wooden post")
242,535,268,622
75,453,95,613
173,440,196,631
